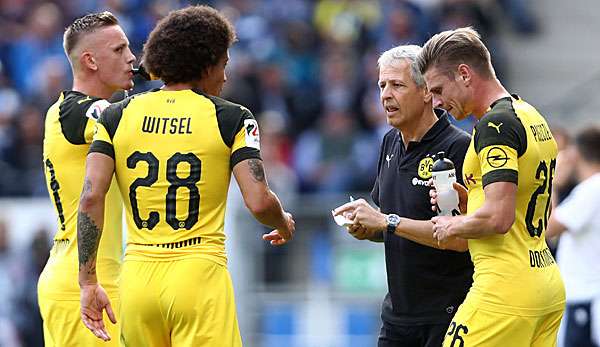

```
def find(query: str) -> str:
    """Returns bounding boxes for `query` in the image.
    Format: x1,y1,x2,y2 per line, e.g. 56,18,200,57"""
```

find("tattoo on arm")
248,159,265,182
78,210,101,275
78,180,101,275
78,211,101,275
82,178,91,196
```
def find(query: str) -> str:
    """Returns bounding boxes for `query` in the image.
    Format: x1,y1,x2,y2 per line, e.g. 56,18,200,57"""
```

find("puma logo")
488,121,503,133
386,154,394,168
77,96,92,104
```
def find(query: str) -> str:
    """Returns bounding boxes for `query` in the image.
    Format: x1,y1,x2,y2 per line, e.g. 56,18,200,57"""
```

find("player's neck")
163,82,196,91
398,107,438,147
472,78,510,119
72,75,115,100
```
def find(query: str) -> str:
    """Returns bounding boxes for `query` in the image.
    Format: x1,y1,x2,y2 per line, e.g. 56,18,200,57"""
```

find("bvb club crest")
417,156,434,179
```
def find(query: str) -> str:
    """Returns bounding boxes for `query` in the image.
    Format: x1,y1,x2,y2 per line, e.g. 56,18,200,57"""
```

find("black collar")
489,94,520,109
397,108,451,149
421,108,451,142
64,90,86,97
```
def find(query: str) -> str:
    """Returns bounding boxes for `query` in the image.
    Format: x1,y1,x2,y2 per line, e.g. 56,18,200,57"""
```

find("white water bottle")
431,151,460,216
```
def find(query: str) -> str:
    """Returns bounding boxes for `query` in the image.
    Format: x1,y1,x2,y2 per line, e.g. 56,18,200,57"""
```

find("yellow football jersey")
90,89,261,265
39,91,123,300
462,95,565,315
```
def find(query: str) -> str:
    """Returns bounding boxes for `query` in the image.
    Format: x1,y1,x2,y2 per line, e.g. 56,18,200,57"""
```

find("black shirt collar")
421,108,451,141
489,94,520,109
64,90,85,97
397,108,451,150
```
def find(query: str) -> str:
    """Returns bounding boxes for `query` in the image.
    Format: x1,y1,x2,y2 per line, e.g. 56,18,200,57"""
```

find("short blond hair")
416,27,494,79
63,11,118,58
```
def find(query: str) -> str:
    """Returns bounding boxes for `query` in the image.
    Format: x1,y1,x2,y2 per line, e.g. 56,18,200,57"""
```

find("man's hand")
432,215,466,247
333,199,387,240
347,224,376,240
262,212,295,245
430,182,468,214
80,283,116,341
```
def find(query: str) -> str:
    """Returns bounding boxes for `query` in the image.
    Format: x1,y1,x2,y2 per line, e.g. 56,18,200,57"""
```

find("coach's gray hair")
377,45,425,88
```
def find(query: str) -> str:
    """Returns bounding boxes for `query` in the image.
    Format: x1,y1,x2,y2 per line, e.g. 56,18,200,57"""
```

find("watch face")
387,214,400,225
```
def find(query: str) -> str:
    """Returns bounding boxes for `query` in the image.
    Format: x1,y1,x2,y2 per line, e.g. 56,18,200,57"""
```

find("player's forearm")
452,204,513,239
397,218,467,251
77,179,106,286
235,159,290,231
249,190,288,230
449,181,516,239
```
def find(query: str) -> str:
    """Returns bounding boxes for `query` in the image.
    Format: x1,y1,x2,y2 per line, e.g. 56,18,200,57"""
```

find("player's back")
462,95,565,315
39,92,123,295
93,89,260,265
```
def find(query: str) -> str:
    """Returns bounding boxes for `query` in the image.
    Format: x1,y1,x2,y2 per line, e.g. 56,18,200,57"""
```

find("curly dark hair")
142,5,236,84
63,11,118,56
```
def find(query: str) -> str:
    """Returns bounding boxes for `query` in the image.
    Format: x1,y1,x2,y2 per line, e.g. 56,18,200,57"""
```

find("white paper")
332,213,353,227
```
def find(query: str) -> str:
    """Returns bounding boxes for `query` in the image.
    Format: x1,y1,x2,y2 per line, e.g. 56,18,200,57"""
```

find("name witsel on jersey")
141,116,193,135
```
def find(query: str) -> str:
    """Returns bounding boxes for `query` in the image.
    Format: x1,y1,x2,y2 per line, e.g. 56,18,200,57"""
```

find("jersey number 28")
127,151,201,230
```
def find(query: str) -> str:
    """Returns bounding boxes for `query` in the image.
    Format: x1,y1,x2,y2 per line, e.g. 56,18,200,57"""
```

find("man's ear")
457,64,471,86
423,88,432,104
81,52,98,71
202,65,214,79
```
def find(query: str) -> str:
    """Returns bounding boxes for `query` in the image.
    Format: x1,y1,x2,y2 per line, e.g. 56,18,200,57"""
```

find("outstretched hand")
262,212,295,246
80,283,116,341
262,230,288,245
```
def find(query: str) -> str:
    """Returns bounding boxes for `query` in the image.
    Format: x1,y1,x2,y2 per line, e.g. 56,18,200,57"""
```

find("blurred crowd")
0,220,48,347
0,0,539,197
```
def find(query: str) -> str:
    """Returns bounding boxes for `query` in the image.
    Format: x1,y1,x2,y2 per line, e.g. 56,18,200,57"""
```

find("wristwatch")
386,214,401,235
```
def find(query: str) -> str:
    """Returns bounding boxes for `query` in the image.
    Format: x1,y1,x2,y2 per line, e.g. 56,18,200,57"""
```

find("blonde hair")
416,27,494,79
63,11,118,58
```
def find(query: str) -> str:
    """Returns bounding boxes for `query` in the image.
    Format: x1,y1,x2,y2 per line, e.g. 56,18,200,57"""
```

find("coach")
334,45,472,347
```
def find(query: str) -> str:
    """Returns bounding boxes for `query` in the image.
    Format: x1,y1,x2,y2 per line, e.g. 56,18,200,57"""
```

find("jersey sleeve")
59,94,110,144
215,103,262,169
474,109,527,187
89,100,127,159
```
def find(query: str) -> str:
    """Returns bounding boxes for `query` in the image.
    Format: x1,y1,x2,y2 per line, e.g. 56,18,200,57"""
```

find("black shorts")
378,322,449,347
564,302,599,347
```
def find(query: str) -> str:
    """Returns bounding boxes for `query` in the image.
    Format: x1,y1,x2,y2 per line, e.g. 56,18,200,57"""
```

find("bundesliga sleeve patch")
85,99,111,120
244,119,260,150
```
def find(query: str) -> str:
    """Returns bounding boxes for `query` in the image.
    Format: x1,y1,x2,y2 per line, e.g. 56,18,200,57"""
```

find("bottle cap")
432,151,455,171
